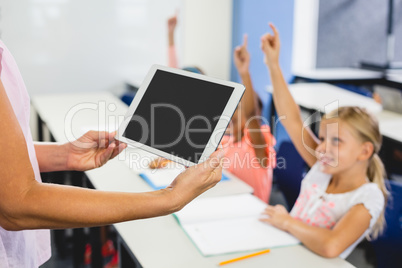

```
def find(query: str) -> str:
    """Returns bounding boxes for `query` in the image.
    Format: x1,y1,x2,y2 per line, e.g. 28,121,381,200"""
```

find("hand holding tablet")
116,65,245,167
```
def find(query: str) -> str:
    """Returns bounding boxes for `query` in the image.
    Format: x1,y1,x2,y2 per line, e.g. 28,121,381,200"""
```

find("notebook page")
140,165,185,189
182,217,300,256
174,194,267,225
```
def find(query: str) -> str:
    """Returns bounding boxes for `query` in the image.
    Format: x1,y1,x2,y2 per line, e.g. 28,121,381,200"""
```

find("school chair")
121,83,139,106
273,141,307,210
371,180,402,268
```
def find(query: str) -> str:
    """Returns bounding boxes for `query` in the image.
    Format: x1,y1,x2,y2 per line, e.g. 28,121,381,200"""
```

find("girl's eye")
332,137,340,144
319,137,324,142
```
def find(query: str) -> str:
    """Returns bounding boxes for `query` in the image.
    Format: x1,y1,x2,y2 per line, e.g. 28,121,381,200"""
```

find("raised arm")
233,34,271,168
167,13,178,68
233,34,259,119
0,79,223,231
260,23,318,167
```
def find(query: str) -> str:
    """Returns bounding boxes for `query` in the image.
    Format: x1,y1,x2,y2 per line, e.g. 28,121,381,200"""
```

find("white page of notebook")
174,194,300,256
175,194,267,225
183,217,299,256
141,165,185,188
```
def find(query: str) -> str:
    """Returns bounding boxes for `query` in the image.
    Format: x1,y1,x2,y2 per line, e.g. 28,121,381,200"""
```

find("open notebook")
173,194,300,256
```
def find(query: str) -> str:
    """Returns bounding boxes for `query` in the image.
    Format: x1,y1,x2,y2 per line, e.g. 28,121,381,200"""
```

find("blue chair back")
121,92,136,106
371,180,402,268
121,83,139,106
274,141,307,210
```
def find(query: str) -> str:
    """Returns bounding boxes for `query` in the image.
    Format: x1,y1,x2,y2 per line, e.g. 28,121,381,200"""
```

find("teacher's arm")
0,79,223,231
34,131,126,173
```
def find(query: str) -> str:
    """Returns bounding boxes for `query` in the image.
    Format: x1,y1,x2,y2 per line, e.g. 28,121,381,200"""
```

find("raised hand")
234,34,250,75
260,23,281,67
167,14,178,35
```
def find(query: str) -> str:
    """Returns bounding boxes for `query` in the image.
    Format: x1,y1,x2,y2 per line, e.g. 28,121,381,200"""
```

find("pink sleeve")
168,45,178,68
0,46,3,76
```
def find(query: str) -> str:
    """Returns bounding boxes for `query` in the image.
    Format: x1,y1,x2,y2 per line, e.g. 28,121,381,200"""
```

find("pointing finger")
243,34,248,48
269,23,279,39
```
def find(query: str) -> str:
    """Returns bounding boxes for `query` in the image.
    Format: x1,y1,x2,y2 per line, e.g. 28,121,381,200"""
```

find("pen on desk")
218,249,271,266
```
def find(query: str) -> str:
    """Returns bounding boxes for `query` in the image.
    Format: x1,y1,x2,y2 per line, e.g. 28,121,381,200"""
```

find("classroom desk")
281,83,402,177
376,110,402,144
31,92,354,268
293,68,384,82
293,68,402,94
284,83,402,144
287,83,383,114
86,148,353,268
386,73,402,87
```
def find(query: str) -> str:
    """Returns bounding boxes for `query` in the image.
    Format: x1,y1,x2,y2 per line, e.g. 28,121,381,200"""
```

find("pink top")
290,163,384,258
221,125,276,203
0,40,51,267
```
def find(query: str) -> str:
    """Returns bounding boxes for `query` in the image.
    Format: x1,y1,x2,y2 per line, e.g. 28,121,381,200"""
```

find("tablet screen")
123,70,234,163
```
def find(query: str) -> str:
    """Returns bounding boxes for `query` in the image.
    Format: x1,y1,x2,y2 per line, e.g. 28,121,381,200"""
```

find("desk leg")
117,234,142,268
380,136,402,178
83,175,104,268
90,227,103,268
37,113,44,142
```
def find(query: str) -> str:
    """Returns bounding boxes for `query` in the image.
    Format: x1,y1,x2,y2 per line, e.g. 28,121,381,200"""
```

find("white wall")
291,0,319,74
182,0,232,80
0,0,232,96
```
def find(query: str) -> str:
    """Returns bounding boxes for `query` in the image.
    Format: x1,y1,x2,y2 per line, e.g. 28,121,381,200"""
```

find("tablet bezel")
116,64,245,167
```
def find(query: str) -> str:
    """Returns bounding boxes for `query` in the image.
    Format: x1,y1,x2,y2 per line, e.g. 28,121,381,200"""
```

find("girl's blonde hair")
324,106,389,239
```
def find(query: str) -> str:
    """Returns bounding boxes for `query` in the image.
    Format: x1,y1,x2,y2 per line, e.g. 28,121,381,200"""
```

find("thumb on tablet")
202,148,226,170
166,149,225,210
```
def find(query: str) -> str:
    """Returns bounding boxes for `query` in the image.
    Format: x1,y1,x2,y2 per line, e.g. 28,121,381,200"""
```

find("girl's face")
315,118,368,175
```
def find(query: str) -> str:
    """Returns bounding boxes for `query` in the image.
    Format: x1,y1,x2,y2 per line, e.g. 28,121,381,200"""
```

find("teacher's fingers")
206,160,223,187
99,142,116,166
207,149,225,168
110,142,127,159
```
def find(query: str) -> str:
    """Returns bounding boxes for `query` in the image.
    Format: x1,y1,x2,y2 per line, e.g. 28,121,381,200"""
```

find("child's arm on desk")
260,203,371,258
261,23,318,167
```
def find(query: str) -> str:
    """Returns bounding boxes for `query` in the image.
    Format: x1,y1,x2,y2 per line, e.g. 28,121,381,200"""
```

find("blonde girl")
259,23,388,258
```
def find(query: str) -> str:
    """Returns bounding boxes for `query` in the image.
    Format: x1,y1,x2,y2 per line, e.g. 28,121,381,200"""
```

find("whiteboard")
0,0,182,95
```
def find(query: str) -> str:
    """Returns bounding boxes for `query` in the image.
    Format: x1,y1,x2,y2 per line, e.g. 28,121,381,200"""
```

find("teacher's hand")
66,131,127,171
166,149,225,210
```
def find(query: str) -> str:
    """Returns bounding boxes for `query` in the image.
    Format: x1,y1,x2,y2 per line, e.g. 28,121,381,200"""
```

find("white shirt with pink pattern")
0,40,51,267
290,163,384,258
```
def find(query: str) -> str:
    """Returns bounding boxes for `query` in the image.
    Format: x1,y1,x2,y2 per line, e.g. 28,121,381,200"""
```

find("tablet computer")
116,64,245,167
